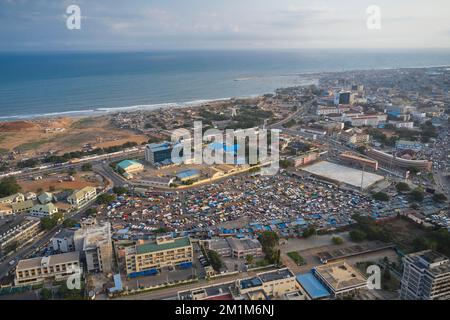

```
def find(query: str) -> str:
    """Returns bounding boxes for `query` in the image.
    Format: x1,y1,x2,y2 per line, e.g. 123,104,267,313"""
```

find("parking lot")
98,171,397,242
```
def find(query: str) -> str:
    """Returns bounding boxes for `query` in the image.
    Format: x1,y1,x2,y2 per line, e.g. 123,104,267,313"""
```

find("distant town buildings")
338,128,370,145
293,151,320,167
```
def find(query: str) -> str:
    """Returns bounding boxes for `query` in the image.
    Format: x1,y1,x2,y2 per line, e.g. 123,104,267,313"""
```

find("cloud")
0,0,450,50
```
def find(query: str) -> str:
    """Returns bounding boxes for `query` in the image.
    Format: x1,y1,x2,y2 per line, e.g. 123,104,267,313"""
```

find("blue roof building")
296,272,330,300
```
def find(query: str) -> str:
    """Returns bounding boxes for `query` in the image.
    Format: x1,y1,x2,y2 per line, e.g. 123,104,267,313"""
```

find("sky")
1,0,450,51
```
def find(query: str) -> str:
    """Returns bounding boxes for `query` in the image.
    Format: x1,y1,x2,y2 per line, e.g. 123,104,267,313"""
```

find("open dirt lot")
0,117,148,157
18,172,103,193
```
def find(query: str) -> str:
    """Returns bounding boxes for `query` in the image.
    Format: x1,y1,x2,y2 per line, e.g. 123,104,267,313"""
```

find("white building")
52,229,75,253
67,186,97,209
30,203,58,218
14,252,80,286
400,250,450,300
74,220,113,274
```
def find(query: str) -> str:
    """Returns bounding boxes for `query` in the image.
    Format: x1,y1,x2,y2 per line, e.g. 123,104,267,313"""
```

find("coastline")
1,64,449,123
0,95,260,123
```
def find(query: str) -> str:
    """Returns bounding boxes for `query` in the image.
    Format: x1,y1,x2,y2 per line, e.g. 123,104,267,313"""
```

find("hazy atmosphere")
1,0,450,51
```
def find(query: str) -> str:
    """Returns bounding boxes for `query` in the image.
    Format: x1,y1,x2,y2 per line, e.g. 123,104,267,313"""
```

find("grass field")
287,251,306,266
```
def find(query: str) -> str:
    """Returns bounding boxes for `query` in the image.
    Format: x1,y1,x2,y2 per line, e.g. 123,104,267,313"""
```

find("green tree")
349,229,366,242
96,194,116,205
0,177,21,197
85,207,98,216
208,250,223,272
383,268,392,281
245,254,254,265
68,168,76,176
303,226,316,238
57,284,84,300
332,236,344,245
410,188,424,202
41,217,57,230
259,231,279,263
372,192,390,202
396,182,410,192
62,219,77,228
112,186,128,195
279,159,294,169
53,212,64,221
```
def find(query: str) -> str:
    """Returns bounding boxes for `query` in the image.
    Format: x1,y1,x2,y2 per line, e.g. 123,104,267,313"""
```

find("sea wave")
0,96,260,121
0,109,96,121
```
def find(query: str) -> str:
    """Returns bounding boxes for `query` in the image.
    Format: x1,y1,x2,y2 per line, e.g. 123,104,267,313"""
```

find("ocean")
1,49,450,120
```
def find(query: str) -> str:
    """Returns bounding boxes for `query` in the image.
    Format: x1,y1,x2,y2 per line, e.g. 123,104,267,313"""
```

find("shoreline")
1,64,449,123
0,95,260,123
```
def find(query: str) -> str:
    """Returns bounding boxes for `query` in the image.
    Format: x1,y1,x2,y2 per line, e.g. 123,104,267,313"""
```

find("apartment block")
400,250,450,300
52,229,75,253
0,193,25,205
30,203,58,218
67,186,97,208
14,252,80,286
74,220,113,274
0,217,41,253
226,237,263,259
313,261,367,297
207,237,263,259
125,235,193,275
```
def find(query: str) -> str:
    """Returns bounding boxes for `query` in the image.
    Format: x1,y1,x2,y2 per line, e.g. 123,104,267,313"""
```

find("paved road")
93,162,127,188
267,101,313,130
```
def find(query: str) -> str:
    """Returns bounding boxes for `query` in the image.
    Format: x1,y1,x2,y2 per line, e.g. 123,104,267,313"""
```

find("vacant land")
380,217,427,253
0,117,148,158
19,172,103,193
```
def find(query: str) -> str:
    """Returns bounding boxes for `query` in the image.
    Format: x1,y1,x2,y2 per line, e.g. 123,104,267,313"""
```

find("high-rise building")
334,91,353,105
145,142,174,165
74,219,113,274
400,250,450,300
